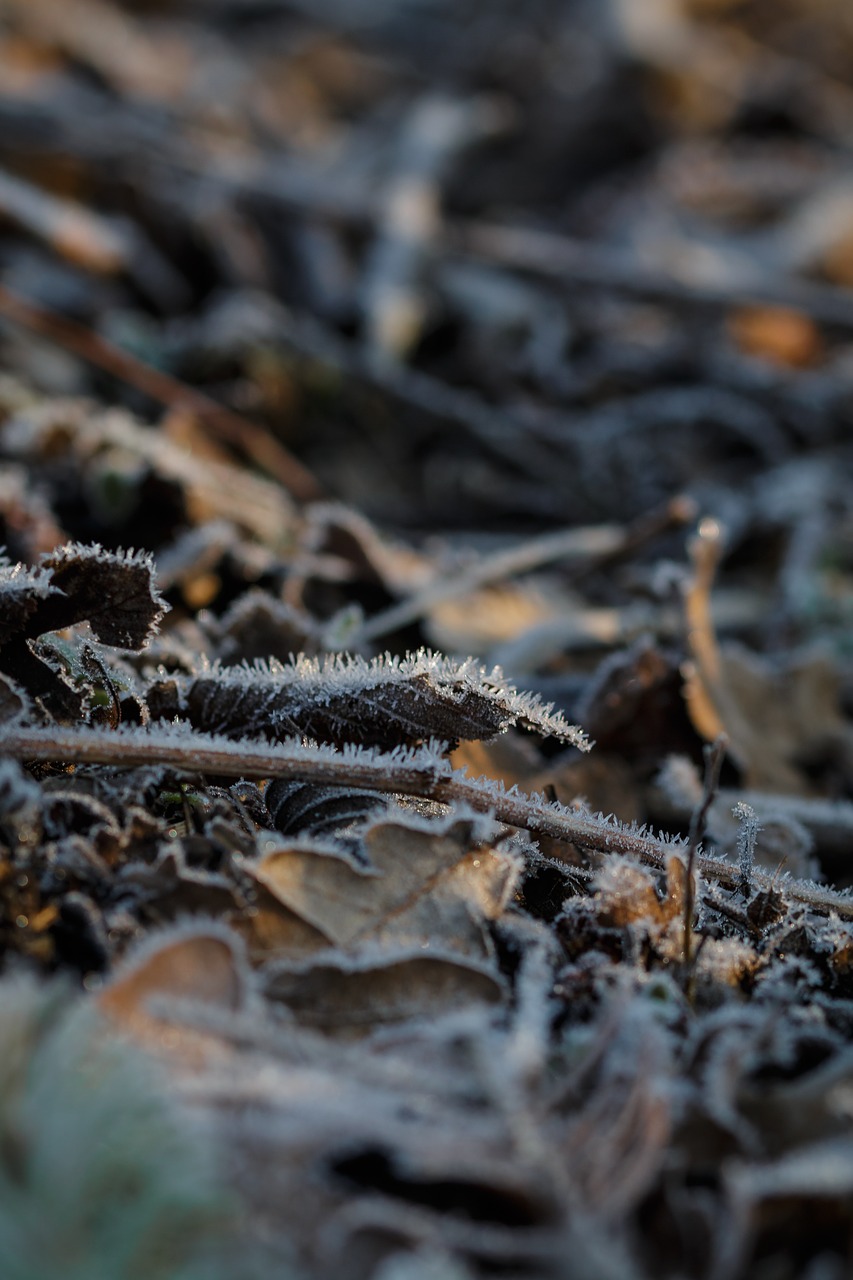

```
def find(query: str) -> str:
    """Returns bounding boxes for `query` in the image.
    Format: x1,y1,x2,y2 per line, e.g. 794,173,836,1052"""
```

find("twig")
0,284,325,503
733,801,760,896
0,165,188,308
353,497,695,647
362,94,508,362
198,152,853,332
0,167,131,275
2,723,851,918
683,737,728,978
353,526,624,647
450,220,853,331
682,517,729,741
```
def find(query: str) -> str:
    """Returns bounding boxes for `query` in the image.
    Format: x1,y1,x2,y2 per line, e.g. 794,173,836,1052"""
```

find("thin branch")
683,736,728,976
0,283,325,503
353,525,625,647
0,166,131,275
2,723,852,918
451,220,853,331
353,497,695,647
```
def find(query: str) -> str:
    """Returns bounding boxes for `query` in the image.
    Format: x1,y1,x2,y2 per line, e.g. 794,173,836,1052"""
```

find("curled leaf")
41,543,168,650
0,543,167,652
0,562,61,648
98,923,248,1037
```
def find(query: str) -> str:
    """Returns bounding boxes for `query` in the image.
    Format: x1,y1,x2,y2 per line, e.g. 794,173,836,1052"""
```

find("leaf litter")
4,1,853,1278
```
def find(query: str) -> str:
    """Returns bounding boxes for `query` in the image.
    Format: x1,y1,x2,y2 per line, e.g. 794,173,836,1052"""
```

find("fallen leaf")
249,816,518,959
264,949,505,1031
98,925,247,1036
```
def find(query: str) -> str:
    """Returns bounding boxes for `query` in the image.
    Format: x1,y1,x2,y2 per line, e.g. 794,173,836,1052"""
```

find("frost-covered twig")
3,723,853,919
684,737,727,973
733,801,761,895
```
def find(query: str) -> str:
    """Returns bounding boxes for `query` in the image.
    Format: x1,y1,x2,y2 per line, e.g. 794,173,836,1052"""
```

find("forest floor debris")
3,2,853,1277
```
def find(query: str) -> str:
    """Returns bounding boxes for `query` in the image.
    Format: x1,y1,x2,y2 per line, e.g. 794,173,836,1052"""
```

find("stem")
683,737,727,989
0,283,325,503
2,723,852,918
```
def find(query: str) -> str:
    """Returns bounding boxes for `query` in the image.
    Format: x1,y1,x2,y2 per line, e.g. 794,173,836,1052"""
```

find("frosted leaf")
0,674,30,725
251,815,517,959
0,974,226,1280
213,589,318,666
0,544,167,653
594,857,661,927
98,920,251,1038
0,562,60,647
150,650,588,751
265,778,391,839
41,544,168,650
0,757,40,817
753,954,824,1002
694,936,758,988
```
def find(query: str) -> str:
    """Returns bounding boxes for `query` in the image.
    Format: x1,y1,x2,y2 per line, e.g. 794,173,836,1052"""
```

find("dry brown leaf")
728,305,822,368
235,880,331,961
702,645,847,792
595,859,665,928
264,950,505,1032
249,817,518,960
450,733,543,792
591,853,697,972
683,517,850,791
117,852,240,920
98,925,246,1036
425,581,559,654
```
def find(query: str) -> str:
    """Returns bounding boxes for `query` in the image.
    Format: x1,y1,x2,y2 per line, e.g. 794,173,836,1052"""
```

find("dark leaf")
40,543,167,650
0,560,61,648
151,651,588,752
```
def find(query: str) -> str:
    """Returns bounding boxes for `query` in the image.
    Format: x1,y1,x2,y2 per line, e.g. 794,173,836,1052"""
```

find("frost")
40,543,169,649
733,801,761,893
0,562,62,647
0,543,167,658
0,757,40,817
150,650,588,751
